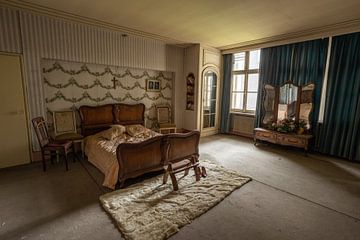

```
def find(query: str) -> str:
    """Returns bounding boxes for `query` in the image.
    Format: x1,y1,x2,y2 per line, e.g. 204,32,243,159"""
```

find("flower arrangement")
267,119,308,134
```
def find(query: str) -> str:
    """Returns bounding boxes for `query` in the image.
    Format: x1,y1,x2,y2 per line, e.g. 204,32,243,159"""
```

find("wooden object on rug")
100,160,251,240
162,131,201,191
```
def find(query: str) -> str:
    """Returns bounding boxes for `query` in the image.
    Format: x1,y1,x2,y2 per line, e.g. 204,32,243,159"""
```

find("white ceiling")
12,0,360,48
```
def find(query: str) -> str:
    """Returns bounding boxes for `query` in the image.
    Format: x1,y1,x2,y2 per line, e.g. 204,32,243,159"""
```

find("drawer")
277,135,306,147
255,131,276,143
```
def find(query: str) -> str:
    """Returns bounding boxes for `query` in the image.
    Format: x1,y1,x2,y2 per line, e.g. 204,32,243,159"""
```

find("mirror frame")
200,66,220,132
299,82,315,130
260,81,315,132
261,84,277,126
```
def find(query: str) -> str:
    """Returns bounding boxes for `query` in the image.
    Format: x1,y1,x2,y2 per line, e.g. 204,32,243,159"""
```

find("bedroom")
0,0,359,239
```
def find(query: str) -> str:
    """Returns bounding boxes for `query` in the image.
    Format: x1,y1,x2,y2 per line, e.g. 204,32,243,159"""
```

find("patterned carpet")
100,160,251,240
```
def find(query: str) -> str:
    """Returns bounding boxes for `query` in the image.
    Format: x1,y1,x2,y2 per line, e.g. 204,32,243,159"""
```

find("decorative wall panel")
42,59,173,129
0,6,184,151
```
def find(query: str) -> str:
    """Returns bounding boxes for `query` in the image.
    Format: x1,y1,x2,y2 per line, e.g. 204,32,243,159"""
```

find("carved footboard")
163,131,200,164
115,131,200,189
116,135,165,188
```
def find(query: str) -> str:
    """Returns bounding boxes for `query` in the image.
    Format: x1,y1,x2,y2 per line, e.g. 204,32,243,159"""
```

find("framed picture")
157,106,170,124
147,79,161,92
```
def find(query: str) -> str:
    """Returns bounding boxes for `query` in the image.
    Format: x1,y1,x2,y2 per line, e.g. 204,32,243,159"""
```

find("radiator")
231,114,255,137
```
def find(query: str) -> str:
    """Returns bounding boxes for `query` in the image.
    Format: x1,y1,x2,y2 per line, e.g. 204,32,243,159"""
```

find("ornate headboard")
79,103,145,136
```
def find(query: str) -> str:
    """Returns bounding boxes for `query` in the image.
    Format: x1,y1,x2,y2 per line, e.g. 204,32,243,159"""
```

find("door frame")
0,51,32,163
199,65,220,136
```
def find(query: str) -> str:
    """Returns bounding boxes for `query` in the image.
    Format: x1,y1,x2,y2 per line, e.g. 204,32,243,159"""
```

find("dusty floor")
0,134,359,240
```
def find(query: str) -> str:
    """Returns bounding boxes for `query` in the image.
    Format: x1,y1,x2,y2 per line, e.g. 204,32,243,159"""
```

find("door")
0,54,30,168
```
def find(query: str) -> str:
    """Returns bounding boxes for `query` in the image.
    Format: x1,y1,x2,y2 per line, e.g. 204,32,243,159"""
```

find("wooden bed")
79,103,200,189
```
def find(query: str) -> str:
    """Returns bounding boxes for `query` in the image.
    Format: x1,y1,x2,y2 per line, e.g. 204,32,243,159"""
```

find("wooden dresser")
254,128,313,154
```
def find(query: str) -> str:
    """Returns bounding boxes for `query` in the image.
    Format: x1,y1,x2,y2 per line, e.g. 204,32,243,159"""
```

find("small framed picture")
147,79,161,92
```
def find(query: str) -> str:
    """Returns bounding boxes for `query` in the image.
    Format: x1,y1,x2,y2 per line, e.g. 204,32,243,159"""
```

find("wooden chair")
162,131,202,191
156,105,176,134
52,110,84,159
32,117,73,171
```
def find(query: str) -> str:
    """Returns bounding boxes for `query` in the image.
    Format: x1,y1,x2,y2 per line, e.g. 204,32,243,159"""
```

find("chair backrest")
32,117,50,148
156,105,171,124
163,131,200,164
53,110,77,136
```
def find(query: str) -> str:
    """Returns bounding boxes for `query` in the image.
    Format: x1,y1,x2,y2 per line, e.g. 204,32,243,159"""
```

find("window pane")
233,52,245,71
248,73,259,91
233,74,245,91
232,92,244,110
246,93,257,111
249,50,260,70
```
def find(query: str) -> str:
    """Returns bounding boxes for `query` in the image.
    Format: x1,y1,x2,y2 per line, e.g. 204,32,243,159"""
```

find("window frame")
230,50,260,114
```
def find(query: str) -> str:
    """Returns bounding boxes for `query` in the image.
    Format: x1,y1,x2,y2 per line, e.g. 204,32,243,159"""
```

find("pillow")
100,125,125,140
110,124,126,133
126,124,146,137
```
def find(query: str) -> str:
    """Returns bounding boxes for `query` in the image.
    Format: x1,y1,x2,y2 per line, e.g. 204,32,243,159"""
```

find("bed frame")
78,103,200,189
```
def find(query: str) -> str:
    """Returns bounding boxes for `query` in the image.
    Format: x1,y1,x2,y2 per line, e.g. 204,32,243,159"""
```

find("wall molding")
220,19,360,53
0,0,187,46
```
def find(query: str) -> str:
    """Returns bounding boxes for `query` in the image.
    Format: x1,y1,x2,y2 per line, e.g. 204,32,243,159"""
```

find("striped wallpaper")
0,7,21,53
0,6,184,151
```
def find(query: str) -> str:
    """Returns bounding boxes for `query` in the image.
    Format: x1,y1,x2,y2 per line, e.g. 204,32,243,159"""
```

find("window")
231,50,261,113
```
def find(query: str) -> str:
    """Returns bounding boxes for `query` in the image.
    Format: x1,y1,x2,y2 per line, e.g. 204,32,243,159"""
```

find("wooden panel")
203,49,220,67
0,54,30,168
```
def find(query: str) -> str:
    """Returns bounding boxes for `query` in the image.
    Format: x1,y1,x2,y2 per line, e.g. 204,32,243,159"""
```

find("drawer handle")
287,139,299,143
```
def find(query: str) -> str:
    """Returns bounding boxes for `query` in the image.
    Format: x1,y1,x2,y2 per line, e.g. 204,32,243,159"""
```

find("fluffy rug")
100,160,251,240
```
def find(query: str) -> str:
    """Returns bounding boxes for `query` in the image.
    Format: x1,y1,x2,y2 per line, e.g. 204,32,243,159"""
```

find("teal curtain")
319,32,360,162
255,38,328,129
220,54,232,133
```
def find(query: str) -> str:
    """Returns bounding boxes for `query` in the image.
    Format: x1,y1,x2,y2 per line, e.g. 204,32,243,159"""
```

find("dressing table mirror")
255,82,315,154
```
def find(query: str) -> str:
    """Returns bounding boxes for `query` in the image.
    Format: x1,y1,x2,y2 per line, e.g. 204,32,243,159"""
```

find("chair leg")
72,143,76,163
117,180,125,189
64,150,69,171
163,168,169,184
169,172,179,191
194,166,201,181
41,150,46,172
201,166,207,178
50,152,54,165
184,164,190,177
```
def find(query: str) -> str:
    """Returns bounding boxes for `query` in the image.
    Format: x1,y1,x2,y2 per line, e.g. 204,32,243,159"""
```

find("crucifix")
111,77,118,89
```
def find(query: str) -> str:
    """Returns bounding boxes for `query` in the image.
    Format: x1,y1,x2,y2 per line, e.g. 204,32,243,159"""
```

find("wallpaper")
0,6,184,151
42,59,174,129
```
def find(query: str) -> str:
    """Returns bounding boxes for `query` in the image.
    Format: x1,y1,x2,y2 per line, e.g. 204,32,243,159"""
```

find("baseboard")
230,131,254,139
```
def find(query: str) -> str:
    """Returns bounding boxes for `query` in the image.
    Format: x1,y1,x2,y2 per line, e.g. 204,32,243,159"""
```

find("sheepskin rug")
100,160,251,240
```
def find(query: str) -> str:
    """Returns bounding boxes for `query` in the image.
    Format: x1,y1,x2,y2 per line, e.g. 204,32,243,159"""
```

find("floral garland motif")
45,91,171,103
42,62,173,81
44,77,172,91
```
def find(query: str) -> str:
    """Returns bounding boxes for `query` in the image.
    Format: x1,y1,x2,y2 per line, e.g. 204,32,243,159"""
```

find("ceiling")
9,0,360,48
